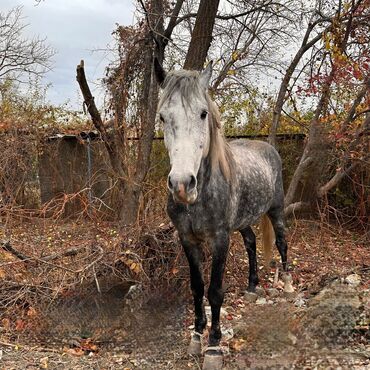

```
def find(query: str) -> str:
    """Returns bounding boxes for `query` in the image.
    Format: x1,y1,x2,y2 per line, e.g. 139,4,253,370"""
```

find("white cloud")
1,0,135,109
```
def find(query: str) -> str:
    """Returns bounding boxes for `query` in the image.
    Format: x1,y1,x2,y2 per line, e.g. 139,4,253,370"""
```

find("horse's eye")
200,110,208,120
159,114,165,122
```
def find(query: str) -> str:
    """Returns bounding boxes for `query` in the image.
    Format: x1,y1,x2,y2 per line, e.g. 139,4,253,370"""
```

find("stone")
255,286,266,297
284,290,297,299
345,273,361,287
294,297,306,307
267,288,279,298
255,297,267,305
244,291,258,303
288,332,298,345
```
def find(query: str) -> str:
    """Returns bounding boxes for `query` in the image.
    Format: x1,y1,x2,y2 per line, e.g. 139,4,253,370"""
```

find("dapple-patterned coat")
155,60,290,370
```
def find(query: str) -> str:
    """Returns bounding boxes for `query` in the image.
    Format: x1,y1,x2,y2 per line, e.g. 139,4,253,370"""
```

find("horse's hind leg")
239,227,258,292
267,206,295,294
267,206,288,271
181,237,206,355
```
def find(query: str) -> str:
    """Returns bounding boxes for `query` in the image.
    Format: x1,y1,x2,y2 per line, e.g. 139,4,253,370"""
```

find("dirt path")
1,272,368,369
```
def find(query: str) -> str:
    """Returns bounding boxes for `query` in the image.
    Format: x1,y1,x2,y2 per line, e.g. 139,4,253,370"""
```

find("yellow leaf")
133,263,142,274
231,51,239,61
40,357,48,369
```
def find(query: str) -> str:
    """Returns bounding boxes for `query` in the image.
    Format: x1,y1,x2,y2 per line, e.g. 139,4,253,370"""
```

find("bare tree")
283,0,370,216
77,0,187,224
0,6,54,83
268,15,333,147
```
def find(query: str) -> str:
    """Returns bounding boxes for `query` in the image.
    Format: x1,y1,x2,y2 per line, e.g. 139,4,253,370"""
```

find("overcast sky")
1,0,135,110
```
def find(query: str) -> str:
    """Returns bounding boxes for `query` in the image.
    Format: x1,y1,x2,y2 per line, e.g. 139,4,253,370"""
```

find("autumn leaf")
230,338,246,352
27,307,37,318
80,338,98,352
15,319,25,331
121,256,142,274
40,356,48,369
63,347,85,357
1,318,10,330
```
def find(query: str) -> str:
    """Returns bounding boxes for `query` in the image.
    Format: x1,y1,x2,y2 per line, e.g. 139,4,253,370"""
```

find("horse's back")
230,138,281,166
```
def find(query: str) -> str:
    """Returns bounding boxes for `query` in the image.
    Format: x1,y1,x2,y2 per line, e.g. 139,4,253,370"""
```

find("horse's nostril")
167,175,174,191
188,175,197,192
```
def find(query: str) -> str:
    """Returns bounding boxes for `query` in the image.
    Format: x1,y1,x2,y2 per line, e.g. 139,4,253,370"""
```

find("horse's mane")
158,70,234,181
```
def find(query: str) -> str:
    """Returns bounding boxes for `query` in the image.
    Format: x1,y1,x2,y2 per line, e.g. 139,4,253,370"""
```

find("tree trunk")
121,0,165,224
183,0,220,70
285,70,334,211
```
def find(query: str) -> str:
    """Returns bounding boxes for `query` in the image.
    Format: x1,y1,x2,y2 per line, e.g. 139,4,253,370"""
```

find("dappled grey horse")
155,60,291,369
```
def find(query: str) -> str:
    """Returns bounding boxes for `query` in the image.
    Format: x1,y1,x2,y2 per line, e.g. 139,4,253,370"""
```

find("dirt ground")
0,219,369,369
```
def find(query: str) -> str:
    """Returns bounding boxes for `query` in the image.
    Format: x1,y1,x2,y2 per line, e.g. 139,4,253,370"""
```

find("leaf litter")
0,218,368,369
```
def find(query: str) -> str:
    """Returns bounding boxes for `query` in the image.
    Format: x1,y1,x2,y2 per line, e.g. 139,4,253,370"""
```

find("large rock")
303,280,362,345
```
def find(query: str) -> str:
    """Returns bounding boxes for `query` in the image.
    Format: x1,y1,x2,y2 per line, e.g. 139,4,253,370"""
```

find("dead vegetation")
0,129,368,367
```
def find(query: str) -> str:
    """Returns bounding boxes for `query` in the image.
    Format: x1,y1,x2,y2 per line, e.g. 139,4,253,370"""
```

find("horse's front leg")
203,231,229,370
181,237,206,355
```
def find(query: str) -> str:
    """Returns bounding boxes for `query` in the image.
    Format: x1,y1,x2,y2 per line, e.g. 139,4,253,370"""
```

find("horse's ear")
199,61,213,88
154,57,166,86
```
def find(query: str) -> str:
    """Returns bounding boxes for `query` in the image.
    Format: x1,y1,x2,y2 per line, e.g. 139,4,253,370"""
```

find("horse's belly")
231,175,275,230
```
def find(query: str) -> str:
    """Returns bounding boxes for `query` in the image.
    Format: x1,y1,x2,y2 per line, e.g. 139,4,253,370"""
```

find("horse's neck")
196,156,212,194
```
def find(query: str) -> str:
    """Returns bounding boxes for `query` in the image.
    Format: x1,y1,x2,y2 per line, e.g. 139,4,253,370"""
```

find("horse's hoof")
203,348,223,370
188,333,202,356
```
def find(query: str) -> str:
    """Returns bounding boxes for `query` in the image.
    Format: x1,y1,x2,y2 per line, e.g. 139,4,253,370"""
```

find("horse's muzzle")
168,174,198,204
172,187,198,204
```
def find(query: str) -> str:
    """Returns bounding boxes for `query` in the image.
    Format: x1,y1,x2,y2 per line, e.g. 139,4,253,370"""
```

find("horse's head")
155,60,213,205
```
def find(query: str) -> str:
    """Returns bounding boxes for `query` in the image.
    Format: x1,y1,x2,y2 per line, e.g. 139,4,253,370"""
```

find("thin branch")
0,240,29,261
340,76,370,133
284,201,310,217
41,246,87,262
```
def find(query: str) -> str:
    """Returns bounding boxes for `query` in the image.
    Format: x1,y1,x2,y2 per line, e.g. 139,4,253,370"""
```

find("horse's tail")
261,214,275,268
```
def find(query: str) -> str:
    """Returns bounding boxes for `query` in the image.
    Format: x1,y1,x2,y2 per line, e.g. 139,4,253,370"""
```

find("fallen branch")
0,240,86,264
41,246,87,262
0,240,30,262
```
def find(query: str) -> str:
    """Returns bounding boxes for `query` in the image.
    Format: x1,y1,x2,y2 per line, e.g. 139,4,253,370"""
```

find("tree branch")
317,114,370,197
0,240,29,261
1,240,87,263
76,60,113,154
268,22,328,147
284,201,310,217
340,76,370,133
